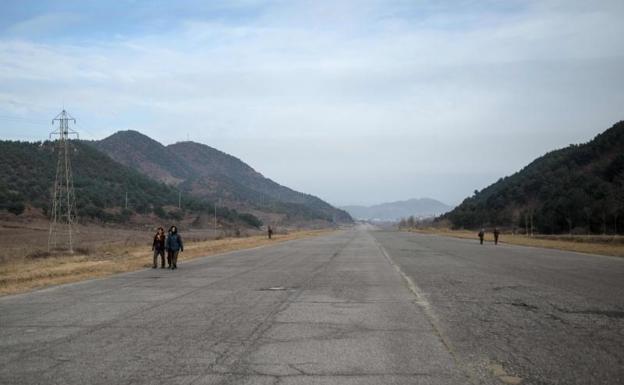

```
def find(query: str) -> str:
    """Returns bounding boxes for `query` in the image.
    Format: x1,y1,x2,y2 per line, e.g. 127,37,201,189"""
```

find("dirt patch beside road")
0,222,333,296
409,228,624,257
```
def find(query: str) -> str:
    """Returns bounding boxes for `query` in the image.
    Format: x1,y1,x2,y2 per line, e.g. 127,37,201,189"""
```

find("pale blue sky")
1,1,623,206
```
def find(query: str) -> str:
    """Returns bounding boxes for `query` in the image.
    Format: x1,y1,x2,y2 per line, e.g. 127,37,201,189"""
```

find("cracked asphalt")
1,226,623,384
373,230,624,385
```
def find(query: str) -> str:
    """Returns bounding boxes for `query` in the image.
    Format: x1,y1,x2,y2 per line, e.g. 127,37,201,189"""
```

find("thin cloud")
0,1,622,205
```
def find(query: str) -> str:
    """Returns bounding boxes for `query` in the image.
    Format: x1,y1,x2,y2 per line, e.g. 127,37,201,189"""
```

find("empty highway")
1,226,623,385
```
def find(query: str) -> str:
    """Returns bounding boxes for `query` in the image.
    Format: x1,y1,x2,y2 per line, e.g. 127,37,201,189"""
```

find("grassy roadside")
409,228,624,258
0,229,333,297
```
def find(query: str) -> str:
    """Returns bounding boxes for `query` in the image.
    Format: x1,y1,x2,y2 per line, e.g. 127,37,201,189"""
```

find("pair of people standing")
478,228,500,245
152,226,184,269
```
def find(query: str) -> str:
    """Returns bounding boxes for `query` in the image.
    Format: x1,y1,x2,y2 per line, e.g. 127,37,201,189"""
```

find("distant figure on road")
268,226,273,240
493,228,500,245
166,225,184,270
152,227,166,269
478,228,485,244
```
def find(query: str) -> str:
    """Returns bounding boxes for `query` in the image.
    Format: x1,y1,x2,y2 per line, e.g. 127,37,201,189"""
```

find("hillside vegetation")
441,121,624,234
0,140,261,228
91,131,352,225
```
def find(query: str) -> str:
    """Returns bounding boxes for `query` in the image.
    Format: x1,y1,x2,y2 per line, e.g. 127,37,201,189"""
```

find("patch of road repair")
259,286,290,291
490,362,523,384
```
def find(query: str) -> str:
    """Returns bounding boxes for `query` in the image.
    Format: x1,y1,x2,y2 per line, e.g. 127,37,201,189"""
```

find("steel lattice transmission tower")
48,109,79,253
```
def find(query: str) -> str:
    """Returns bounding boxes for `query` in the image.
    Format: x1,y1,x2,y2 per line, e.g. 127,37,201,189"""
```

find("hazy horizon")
1,1,623,207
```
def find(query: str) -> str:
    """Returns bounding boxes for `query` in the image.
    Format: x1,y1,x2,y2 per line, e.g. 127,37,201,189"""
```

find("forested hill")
91,130,352,225
441,121,624,234
0,140,261,227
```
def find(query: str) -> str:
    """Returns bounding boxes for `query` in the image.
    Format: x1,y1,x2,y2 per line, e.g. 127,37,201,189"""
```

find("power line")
72,123,99,140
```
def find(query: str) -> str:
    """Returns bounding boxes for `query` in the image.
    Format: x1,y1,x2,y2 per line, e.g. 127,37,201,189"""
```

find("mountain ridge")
0,140,261,228
91,130,352,225
342,198,452,222
440,120,624,234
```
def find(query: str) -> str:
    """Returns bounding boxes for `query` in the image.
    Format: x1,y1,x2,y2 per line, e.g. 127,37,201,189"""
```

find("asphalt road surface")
373,230,624,385
1,226,623,385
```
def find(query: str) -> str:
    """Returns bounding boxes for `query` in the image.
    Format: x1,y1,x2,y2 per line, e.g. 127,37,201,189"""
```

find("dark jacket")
153,233,166,251
166,232,183,252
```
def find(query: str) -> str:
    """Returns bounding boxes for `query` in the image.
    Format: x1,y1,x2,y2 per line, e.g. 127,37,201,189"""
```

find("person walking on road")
268,225,273,240
478,228,485,244
152,227,166,268
166,225,184,270
165,227,173,268
493,228,500,245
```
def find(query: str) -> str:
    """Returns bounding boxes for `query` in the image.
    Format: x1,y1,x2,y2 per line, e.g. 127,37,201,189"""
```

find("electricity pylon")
48,109,79,253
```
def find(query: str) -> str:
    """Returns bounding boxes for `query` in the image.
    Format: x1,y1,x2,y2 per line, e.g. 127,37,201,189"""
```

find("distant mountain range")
0,130,351,228
441,121,624,234
90,130,351,226
341,198,453,222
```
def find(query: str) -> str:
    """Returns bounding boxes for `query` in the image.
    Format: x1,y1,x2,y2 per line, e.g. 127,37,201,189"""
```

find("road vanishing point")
1,225,623,385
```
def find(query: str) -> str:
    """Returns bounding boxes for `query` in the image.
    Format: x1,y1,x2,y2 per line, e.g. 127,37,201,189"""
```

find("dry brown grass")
410,228,624,258
0,229,332,296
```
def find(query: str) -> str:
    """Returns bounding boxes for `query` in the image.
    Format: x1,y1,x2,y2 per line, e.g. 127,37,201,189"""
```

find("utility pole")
48,109,79,253
178,191,181,209
125,191,128,209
